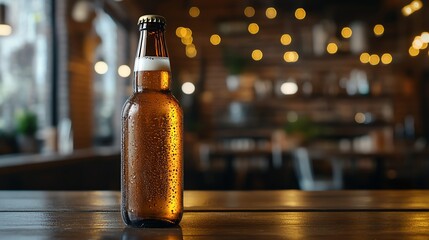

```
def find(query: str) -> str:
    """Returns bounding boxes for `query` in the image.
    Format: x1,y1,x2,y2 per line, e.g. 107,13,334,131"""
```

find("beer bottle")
121,15,183,227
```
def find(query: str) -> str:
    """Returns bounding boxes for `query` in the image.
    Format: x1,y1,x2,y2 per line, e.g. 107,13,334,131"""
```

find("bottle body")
121,71,183,227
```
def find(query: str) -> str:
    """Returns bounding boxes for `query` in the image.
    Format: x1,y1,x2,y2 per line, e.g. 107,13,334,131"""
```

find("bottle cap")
137,15,166,25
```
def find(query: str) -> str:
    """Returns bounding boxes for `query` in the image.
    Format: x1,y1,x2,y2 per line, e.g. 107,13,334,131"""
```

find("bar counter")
1,190,429,239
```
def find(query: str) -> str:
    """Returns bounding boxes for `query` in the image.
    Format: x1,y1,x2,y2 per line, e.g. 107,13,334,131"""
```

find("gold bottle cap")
137,15,166,25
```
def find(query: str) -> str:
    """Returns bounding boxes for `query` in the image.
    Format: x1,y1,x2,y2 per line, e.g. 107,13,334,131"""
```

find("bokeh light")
373,24,384,36
360,52,370,64
381,53,392,64
408,46,419,57
252,49,263,61
295,8,306,20
244,6,255,17
281,82,298,95
182,82,196,95
248,23,259,34
341,27,352,38
283,51,299,62
94,61,108,74
189,7,200,17
280,34,292,45
266,7,277,19
210,34,221,45
118,65,131,77
369,54,380,65
326,43,338,54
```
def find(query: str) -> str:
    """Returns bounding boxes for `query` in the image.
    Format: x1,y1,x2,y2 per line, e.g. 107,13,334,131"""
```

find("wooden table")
1,190,429,239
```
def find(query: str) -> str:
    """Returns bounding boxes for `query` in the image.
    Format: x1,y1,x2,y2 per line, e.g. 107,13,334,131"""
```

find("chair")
292,147,343,190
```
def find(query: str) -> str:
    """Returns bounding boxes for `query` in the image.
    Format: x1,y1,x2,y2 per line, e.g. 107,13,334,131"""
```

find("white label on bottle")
134,56,171,72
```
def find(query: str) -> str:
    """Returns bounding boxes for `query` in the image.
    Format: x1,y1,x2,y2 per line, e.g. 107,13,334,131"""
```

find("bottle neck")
134,26,171,92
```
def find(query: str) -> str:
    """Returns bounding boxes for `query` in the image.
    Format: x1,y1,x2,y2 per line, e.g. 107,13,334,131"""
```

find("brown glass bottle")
121,15,183,227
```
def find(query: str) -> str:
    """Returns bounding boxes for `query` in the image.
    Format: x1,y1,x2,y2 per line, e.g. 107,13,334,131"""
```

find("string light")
210,34,221,45
341,27,352,38
181,36,193,45
266,7,277,19
182,82,196,95
326,43,338,54
248,23,259,34
280,34,292,45
369,54,380,65
360,53,370,64
283,51,299,62
295,8,306,20
412,36,423,49
186,44,197,58
280,82,298,95
176,26,198,58
118,65,131,77
244,6,255,17
408,46,419,57
176,27,186,38
252,49,263,61
381,53,393,64
402,0,423,16
373,24,384,36
402,5,412,16
189,6,200,17
421,32,429,43
184,28,192,38
94,61,108,74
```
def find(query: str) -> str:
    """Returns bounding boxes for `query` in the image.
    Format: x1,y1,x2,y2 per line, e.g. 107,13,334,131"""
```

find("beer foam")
134,56,171,72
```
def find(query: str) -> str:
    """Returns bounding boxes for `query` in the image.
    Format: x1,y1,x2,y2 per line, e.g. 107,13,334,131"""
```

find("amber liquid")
121,70,183,227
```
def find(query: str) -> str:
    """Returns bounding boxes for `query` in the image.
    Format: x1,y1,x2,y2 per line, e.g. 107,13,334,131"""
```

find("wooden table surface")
1,190,429,239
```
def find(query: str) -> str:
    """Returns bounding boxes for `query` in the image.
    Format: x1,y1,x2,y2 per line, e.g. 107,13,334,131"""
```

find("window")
0,0,52,134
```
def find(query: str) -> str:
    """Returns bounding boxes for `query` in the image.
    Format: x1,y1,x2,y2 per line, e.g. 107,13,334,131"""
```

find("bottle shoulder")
122,91,182,116
127,91,180,104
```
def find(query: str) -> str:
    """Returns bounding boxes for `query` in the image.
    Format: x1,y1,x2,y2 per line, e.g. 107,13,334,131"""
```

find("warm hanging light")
265,7,277,19
341,27,352,38
176,27,186,38
421,32,429,43
326,43,338,54
373,24,384,37
118,65,131,78
402,0,423,16
280,34,292,45
280,82,298,95
94,61,108,74
295,8,306,20
189,7,200,18
283,51,299,62
186,44,197,58
181,36,193,45
210,34,221,45
0,3,12,36
244,6,255,18
251,49,263,61
182,82,196,95
369,54,380,65
248,23,259,34
381,53,393,64
412,36,423,49
408,46,419,57
360,53,370,64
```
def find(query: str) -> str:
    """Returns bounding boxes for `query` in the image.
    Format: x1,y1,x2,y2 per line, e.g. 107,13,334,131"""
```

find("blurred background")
0,0,429,190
